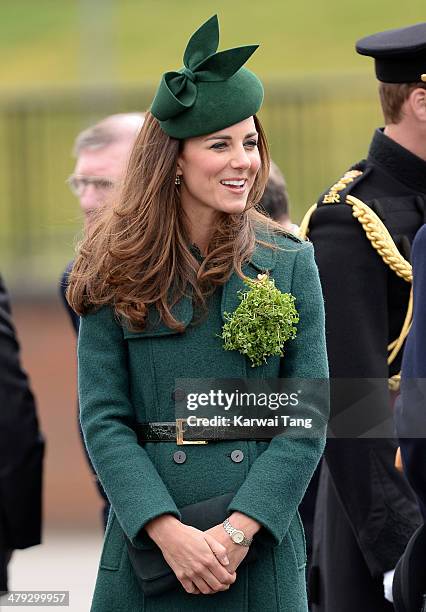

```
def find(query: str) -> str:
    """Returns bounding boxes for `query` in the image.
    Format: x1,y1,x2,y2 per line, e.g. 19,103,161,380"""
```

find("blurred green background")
1,0,425,292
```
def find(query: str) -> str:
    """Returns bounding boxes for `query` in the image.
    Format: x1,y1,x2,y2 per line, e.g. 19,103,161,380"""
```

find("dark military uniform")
306,127,426,612
303,22,426,611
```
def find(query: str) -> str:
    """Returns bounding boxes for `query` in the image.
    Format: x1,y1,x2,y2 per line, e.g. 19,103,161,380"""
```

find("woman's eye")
244,140,258,148
210,142,227,150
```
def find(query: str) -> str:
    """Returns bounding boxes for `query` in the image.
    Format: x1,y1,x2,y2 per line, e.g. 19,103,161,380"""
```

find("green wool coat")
78,233,329,612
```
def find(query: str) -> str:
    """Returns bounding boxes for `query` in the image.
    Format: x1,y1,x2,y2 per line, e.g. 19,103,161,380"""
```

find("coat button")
172,388,186,402
230,450,244,463
173,451,187,464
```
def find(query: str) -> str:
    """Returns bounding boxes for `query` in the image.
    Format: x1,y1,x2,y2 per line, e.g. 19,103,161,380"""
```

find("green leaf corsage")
221,274,299,367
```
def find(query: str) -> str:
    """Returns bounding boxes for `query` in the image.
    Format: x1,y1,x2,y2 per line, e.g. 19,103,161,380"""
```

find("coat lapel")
122,294,193,338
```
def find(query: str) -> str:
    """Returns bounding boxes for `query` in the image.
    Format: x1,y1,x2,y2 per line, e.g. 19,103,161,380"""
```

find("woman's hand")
145,514,237,595
203,524,249,573
204,512,261,574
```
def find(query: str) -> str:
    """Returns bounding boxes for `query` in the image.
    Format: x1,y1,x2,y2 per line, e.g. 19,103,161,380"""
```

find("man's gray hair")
73,112,145,157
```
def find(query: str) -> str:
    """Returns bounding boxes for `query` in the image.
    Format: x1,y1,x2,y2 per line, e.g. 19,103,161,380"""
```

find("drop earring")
175,175,181,185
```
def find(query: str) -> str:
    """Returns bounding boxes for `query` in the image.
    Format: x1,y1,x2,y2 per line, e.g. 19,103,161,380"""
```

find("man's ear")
408,88,426,121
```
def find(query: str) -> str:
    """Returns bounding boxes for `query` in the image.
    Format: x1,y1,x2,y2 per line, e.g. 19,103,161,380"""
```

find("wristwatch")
223,518,253,547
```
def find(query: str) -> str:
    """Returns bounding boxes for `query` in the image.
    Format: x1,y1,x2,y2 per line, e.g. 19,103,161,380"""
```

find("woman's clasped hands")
145,514,245,595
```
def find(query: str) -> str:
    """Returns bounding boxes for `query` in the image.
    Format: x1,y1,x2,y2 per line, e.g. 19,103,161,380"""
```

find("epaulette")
300,160,413,393
317,161,370,207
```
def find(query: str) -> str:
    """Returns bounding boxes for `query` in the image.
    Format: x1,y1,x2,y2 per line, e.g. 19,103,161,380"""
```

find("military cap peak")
356,22,426,83
357,22,426,57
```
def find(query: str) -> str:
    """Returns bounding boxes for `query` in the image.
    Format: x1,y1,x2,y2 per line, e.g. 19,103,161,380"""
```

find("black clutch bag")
126,492,259,597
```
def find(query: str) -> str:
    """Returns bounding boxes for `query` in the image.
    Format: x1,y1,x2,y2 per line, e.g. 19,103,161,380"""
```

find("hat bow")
151,15,258,122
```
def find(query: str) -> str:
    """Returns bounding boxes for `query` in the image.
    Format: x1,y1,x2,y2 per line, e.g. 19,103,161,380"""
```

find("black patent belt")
134,419,277,445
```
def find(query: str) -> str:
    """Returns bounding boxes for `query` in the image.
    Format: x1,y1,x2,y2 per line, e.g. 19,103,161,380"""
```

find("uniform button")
171,388,186,402
173,450,187,464
230,450,244,463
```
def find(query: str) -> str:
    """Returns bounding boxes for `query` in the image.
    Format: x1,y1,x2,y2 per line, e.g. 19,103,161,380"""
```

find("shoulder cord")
299,203,317,240
299,195,413,391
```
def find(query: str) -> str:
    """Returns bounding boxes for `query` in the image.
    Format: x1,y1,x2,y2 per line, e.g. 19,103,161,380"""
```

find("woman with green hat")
68,15,328,611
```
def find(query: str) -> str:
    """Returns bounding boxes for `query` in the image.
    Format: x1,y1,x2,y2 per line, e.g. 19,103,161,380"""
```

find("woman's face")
177,116,261,218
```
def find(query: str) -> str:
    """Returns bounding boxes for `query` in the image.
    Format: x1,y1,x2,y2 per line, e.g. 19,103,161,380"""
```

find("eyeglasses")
66,174,118,197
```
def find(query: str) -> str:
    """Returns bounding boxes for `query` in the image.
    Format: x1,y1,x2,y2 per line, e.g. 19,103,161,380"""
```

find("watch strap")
223,518,253,547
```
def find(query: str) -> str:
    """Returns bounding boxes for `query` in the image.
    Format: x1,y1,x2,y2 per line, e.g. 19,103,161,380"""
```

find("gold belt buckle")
176,418,208,445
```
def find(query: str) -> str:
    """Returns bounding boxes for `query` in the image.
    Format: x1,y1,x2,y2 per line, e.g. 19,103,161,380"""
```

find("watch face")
232,530,245,544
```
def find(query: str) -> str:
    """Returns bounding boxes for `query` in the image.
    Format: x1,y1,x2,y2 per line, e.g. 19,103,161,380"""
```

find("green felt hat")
150,15,264,139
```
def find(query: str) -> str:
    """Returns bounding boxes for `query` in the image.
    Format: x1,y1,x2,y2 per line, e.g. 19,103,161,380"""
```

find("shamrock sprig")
221,274,299,367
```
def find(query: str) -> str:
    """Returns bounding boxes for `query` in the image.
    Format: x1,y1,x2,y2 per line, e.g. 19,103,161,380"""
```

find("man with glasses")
60,113,144,525
68,113,144,227
61,112,144,330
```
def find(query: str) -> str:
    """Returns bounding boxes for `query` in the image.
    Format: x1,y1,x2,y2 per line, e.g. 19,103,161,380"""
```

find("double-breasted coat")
78,233,329,612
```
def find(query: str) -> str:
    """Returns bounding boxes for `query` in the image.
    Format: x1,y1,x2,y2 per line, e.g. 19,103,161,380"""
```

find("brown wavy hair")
67,112,280,331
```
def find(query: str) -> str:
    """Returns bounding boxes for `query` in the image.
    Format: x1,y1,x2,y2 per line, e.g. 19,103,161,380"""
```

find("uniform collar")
368,128,426,194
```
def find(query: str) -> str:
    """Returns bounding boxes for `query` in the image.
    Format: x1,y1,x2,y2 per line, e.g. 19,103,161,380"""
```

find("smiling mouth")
220,179,247,192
